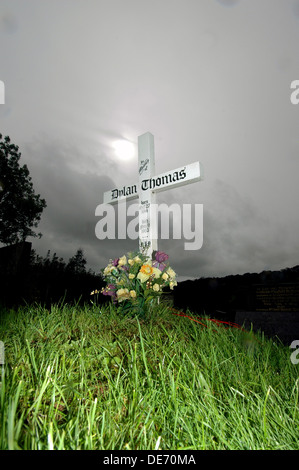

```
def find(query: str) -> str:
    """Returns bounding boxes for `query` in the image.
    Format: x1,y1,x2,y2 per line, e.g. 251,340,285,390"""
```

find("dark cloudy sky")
1,0,299,281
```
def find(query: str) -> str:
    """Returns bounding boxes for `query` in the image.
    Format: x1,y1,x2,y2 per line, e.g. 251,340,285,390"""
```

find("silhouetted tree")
0,134,46,245
66,248,87,275
22,247,103,307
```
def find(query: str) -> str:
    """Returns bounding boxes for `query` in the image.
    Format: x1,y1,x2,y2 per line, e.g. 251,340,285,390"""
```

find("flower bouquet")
97,250,177,317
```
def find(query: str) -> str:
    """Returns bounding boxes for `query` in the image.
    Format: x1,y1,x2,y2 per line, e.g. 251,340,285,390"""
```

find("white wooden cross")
103,132,203,259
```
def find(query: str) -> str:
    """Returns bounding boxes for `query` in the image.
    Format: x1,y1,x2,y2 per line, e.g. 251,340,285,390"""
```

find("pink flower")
102,283,117,301
153,251,169,271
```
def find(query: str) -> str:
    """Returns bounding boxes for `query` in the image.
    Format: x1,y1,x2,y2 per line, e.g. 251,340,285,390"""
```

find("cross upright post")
138,132,157,259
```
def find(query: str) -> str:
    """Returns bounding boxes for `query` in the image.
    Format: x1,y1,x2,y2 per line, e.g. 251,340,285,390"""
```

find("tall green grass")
0,302,298,450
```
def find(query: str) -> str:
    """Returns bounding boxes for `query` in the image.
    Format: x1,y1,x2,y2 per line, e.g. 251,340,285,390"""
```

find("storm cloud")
1,0,299,280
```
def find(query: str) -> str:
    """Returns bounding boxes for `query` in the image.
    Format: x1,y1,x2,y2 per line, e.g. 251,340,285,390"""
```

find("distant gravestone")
235,282,299,344
254,283,299,312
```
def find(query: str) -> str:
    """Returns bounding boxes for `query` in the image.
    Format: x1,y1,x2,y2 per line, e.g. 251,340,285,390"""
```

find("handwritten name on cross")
103,132,203,259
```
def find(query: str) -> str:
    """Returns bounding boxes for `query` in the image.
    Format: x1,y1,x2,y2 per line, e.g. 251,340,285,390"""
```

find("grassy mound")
0,302,298,450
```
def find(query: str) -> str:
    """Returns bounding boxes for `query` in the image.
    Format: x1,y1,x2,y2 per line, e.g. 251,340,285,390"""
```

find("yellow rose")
130,290,137,298
128,259,134,266
169,280,177,290
153,283,160,292
103,264,114,275
129,273,135,279
118,255,127,267
116,288,130,302
133,256,142,263
162,272,169,281
167,267,176,279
